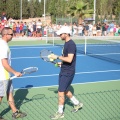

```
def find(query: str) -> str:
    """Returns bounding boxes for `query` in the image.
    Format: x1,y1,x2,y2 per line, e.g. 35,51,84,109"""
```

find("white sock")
58,105,64,113
70,96,79,105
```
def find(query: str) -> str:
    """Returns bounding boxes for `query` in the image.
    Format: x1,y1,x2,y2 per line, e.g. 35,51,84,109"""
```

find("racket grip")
10,76,17,80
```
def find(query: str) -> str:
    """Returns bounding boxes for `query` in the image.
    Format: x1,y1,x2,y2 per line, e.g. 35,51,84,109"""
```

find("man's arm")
58,54,74,63
1,58,22,77
50,53,74,63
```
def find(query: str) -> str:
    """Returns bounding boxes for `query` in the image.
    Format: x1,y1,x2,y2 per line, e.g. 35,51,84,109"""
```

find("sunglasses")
7,33,13,36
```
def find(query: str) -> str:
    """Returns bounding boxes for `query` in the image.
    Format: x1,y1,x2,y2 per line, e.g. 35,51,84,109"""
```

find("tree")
22,0,29,19
67,0,93,24
48,0,56,22
6,0,15,19
34,0,42,17
28,0,36,18
113,0,120,20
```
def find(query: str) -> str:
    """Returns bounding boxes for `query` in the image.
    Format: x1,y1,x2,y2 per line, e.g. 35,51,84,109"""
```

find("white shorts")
93,31,97,34
110,28,113,32
0,80,13,97
97,30,101,32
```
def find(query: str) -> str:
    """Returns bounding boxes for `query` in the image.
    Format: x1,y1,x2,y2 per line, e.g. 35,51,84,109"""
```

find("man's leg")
50,91,65,119
65,91,83,112
50,74,66,119
0,97,3,103
58,91,65,113
6,80,27,119
7,92,27,119
7,92,17,113
0,97,5,120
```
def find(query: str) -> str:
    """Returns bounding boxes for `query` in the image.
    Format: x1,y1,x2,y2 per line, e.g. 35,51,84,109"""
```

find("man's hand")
57,62,62,67
14,72,22,77
48,54,58,60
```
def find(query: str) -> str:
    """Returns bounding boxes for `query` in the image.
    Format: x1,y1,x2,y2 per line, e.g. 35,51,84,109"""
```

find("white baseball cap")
56,26,71,35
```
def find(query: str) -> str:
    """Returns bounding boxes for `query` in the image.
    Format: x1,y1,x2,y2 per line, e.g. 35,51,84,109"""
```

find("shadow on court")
0,85,33,116
48,85,75,108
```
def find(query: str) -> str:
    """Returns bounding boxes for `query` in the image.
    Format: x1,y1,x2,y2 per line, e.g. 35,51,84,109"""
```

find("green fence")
1,90,120,120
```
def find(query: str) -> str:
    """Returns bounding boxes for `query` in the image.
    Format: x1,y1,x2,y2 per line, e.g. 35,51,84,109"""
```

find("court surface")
1,41,120,120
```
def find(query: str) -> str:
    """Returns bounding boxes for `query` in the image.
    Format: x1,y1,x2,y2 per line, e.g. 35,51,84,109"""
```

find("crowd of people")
0,15,120,38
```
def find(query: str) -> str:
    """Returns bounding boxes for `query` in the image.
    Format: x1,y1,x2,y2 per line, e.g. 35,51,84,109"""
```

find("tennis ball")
50,58,54,61
55,64,58,67
48,55,51,58
51,53,54,56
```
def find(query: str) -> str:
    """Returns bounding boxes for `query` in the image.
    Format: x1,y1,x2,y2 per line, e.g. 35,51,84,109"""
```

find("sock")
70,96,79,105
58,105,64,113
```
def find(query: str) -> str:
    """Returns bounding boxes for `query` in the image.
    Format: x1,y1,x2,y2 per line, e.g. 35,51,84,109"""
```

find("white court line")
12,56,40,59
13,69,120,79
11,46,59,49
88,53,120,56
15,79,120,90
11,52,120,59
11,54,85,59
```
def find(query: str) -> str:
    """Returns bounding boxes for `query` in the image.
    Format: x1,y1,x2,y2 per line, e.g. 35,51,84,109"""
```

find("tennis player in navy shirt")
49,26,83,119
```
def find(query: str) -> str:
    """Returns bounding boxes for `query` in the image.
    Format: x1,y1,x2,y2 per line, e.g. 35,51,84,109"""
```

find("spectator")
78,24,83,36
84,23,89,36
96,22,101,36
92,24,97,36
36,19,42,37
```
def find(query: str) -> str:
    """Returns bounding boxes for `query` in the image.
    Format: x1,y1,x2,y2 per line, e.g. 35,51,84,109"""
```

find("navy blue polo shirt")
60,39,76,75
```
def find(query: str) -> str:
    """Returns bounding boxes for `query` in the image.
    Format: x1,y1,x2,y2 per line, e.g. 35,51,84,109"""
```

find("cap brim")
56,30,62,36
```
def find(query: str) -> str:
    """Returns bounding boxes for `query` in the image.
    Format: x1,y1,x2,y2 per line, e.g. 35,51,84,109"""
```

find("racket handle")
10,76,17,80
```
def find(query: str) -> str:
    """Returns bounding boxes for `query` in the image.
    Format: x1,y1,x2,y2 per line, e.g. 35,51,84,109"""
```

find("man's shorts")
37,28,41,33
58,73,75,92
0,80,13,97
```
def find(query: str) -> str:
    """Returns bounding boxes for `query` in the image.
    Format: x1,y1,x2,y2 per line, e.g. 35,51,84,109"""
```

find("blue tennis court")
1,40,120,120
10,44,120,89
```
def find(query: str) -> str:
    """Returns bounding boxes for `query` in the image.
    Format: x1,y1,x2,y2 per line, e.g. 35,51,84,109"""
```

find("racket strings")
40,49,53,62
22,67,38,74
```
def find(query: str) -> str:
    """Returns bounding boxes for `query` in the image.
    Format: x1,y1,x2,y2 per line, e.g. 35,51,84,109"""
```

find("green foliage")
0,0,119,22
113,0,120,19
22,0,29,19
67,0,93,23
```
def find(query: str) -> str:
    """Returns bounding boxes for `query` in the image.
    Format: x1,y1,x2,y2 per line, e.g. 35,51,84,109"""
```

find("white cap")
56,26,71,35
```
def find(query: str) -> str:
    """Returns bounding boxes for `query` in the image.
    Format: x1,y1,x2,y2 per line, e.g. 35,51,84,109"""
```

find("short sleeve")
67,42,76,54
0,45,8,59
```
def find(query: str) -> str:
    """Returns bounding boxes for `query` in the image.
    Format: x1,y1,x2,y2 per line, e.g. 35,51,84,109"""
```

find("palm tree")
67,0,93,24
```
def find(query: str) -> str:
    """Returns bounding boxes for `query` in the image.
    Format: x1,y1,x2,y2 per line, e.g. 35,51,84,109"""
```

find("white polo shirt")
36,21,42,29
0,39,11,80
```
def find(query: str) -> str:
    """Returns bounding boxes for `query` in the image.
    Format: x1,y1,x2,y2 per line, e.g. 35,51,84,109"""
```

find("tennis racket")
40,49,59,67
10,67,38,80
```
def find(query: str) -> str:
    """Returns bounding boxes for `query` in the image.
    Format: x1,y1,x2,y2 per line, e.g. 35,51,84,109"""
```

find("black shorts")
58,73,75,92
37,28,41,33
13,30,16,33
20,30,23,33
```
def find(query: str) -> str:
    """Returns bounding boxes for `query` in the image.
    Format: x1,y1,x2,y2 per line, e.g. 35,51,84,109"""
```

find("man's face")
7,29,13,42
60,33,66,40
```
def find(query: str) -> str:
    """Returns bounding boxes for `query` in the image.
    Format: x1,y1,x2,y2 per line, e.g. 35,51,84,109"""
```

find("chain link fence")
0,90,120,120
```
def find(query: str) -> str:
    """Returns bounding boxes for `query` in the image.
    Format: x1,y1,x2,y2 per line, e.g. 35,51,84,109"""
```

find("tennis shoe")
72,102,83,113
0,115,5,120
50,112,64,119
12,110,27,119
